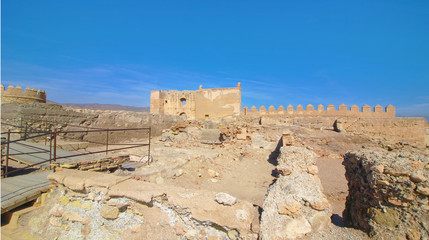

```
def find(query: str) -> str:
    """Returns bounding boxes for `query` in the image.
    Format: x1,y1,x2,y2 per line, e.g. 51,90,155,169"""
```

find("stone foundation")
343,150,429,239
259,147,332,239
40,169,258,240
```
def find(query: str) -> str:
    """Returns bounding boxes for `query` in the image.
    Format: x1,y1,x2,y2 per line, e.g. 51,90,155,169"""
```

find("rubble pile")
343,150,429,239
260,146,332,239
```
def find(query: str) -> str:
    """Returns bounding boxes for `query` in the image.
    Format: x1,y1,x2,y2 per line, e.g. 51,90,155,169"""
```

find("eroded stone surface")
260,147,331,239
343,150,429,239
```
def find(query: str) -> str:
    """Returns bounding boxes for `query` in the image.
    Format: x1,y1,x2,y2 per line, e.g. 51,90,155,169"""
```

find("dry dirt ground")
3,123,394,239
118,125,378,238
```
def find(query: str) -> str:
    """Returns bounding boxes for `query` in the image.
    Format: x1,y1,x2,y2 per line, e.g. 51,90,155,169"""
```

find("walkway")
1,141,87,213
1,171,50,214
7,141,87,168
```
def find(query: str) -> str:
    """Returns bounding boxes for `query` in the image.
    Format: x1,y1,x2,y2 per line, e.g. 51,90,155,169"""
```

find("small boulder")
101,205,120,220
215,192,237,206
410,173,426,183
310,198,330,211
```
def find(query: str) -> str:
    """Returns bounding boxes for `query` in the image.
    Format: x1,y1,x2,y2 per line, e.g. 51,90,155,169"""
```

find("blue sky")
2,1,429,119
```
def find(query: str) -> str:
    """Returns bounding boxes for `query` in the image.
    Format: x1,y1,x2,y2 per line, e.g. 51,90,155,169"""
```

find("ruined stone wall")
257,115,427,147
336,117,427,147
150,83,241,120
81,111,181,144
1,85,47,104
150,89,197,119
195,86,241,120
243,104,395,118
260,147,331,239
1,102,90,130
343,150,429,239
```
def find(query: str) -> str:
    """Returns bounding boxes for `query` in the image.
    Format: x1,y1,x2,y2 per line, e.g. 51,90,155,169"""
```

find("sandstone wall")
260,147,331,239
1,85,47,104
343,150,429,239
150,89,197,119
150,83,241,120
336,117,427,147
243,104,395,118
257,115,427,147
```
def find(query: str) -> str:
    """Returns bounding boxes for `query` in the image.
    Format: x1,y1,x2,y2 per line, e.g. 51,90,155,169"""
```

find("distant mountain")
60,103,150,112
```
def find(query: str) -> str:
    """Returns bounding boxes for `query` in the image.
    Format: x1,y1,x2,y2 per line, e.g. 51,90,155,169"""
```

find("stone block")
200,129,222,144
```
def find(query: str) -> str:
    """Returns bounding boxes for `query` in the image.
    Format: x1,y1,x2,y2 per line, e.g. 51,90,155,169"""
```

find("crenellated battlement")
1,85,47,104
242,103,395,118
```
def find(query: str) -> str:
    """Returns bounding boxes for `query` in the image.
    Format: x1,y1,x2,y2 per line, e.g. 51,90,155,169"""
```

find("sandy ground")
317,158,348,218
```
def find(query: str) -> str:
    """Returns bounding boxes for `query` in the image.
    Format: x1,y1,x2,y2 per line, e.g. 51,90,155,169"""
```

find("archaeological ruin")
150,83,428,147
1,83,428,240
150,83,242,120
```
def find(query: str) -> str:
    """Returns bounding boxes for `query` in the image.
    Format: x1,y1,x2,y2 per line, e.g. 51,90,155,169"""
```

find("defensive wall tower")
1,85,47,104
242,103,395,118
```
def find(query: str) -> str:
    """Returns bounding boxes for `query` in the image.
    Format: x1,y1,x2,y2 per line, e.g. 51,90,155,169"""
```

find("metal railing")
1,120,151,178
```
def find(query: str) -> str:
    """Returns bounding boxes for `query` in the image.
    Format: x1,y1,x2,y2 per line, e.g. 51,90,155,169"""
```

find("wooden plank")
1,171,51,214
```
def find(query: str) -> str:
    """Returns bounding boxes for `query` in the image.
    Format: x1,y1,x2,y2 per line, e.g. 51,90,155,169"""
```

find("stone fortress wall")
1,85,47,104
243,104,395,118
150,83,241,120
242,102,429,147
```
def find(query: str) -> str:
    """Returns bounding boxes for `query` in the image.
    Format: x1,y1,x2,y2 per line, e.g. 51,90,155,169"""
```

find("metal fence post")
5,130,11,178
53,130,57,172
24,125,28,139
147,127,151,165
49,131,53,170
106,129,109,155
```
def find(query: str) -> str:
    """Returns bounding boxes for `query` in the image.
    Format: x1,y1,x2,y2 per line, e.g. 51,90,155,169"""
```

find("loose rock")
215,192,237,206
100,204,120,220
